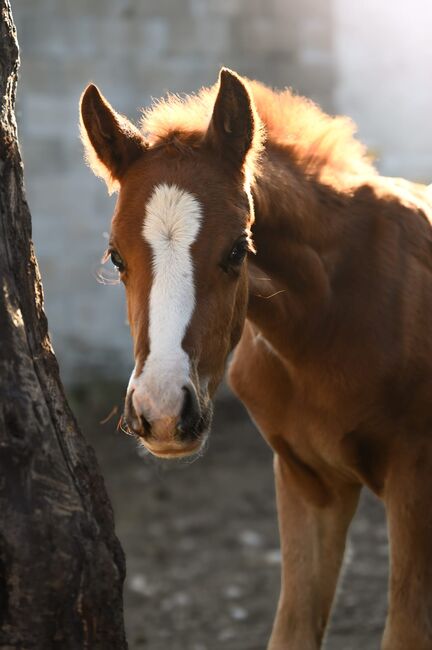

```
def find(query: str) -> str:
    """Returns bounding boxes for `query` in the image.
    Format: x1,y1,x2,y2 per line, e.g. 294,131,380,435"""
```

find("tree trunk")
0,3,127,648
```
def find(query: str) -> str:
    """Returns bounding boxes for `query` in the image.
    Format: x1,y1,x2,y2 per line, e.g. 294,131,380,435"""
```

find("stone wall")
12,0,431,383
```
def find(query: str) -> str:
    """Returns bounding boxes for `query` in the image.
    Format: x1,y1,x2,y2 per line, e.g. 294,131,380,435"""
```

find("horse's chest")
229,325,344,468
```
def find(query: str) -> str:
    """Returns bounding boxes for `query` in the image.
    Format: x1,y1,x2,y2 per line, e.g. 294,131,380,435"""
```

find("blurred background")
12,1,432,648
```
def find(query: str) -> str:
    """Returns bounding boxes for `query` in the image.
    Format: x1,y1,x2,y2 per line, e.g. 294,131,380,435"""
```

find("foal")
80,69,432,649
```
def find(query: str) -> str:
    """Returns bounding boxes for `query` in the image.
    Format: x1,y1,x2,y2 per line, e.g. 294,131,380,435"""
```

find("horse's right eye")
110,250,125,272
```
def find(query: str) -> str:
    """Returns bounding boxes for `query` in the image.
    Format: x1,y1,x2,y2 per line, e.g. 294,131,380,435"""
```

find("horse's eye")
110,250,125,272
229,238,248,267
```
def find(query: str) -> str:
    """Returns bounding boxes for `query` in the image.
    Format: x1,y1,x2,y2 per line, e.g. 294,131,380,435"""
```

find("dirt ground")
77,386,389,650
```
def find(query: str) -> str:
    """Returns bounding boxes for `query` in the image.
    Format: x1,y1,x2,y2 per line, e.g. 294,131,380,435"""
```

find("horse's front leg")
382,440,432,650
229,322,360,648
268,455,360,650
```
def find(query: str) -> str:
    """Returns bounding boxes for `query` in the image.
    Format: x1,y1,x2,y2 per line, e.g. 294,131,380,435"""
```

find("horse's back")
373,174,432,224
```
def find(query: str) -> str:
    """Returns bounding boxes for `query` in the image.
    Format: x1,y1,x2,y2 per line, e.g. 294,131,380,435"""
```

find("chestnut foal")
80,69,432,649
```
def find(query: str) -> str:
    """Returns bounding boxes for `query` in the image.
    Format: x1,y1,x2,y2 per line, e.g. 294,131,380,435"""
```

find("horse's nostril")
124,390,151,438
140,414,151,437
178,384,201,439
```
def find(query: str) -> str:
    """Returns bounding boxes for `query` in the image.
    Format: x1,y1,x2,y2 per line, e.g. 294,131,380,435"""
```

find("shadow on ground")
72,383,388,650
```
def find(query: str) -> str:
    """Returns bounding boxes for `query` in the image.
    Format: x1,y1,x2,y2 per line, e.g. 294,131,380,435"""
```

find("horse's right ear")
80,84,145,193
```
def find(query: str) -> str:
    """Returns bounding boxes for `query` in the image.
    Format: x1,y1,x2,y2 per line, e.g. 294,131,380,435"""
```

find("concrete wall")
12,0,431,383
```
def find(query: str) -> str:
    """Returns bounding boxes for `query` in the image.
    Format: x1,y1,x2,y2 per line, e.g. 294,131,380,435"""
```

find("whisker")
121,424,135,437
93,264,121,286
181,436,209,466
136,441,151,457
101,248,110,264
116,414,135,437
254,289,287,299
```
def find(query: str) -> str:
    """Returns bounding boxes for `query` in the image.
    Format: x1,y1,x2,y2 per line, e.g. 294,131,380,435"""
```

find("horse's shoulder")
228,322,292,410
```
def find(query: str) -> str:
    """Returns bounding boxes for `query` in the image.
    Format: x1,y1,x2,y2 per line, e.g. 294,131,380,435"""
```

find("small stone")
224,584,243,599
128,574,154,597
229,605,249,621
218,627,236,641
265,548,281,565
239,529,263,547
161,591,192,610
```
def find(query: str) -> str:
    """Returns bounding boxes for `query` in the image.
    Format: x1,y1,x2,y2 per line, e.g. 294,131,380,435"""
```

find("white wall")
333,0,432,181
14,0,333,383
13,0,432,383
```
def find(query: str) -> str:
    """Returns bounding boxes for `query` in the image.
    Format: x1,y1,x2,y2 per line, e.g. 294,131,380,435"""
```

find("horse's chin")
140,432,209,461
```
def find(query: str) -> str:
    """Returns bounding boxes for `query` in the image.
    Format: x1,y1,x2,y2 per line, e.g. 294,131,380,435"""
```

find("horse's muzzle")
123,383,212,458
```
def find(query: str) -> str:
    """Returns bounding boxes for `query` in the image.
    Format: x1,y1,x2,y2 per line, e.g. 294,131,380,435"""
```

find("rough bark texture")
0,3,128,648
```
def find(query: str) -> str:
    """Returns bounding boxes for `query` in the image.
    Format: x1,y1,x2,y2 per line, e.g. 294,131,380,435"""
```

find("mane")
141,77,376,184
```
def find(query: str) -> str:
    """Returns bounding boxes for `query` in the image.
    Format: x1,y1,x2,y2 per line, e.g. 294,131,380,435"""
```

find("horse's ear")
205,68,256,171
80,84,145,193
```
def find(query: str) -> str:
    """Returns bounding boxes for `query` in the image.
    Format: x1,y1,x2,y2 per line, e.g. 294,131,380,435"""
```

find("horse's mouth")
143,438,206,459
140,409,212,459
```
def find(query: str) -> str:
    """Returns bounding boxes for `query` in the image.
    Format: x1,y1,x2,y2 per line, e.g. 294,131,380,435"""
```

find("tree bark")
0,3,127,648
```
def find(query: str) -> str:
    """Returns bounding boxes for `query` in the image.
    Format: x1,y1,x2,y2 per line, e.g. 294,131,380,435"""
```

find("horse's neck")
247,146,347,356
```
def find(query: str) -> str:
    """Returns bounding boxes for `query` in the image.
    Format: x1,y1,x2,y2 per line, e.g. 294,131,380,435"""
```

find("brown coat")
81,69,432,649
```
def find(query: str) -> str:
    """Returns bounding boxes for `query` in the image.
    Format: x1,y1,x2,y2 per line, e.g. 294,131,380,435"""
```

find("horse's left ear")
205,68,256,171
80,84,145,193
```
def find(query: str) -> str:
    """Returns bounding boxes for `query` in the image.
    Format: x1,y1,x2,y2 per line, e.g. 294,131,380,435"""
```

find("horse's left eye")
110,250,125,272
229,238,248,266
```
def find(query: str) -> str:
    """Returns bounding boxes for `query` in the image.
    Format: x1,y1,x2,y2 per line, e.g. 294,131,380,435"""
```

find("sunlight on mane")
141,77,376,184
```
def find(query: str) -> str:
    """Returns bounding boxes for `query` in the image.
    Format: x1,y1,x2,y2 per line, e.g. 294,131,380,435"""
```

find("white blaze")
129,183,202,422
